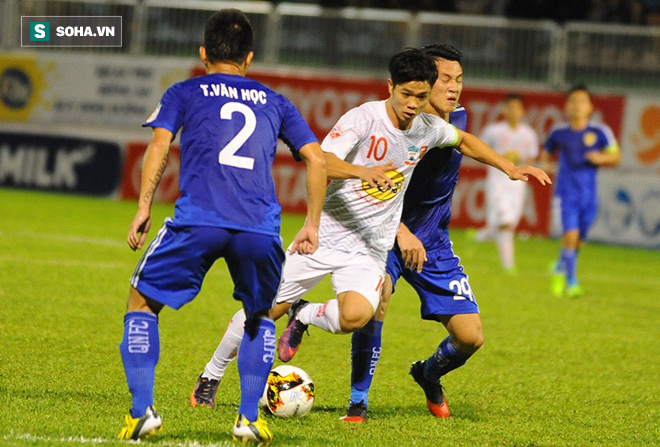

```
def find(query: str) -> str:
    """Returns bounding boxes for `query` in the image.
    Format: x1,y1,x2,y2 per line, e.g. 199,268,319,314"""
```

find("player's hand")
397,224,427,273
127,209,151,251
290,223,319,255
360,161,396,191
585,151,605,165
508,165,552,186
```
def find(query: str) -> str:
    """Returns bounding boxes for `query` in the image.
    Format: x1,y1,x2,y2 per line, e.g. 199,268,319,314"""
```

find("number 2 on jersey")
218,102,256,170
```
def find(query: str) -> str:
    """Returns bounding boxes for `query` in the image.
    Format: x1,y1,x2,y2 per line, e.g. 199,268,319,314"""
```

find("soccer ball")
259,365,315,418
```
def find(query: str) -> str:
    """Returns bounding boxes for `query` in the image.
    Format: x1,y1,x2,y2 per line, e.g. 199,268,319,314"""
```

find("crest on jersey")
583,131,597,147
361,170,404,201
405,145,428,165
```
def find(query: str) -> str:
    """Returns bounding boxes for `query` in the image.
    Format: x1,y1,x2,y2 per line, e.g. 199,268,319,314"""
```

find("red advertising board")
119,142,181,202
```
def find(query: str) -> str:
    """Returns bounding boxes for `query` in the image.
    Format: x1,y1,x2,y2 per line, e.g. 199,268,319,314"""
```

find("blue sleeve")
449,107,468,132
278,98,318,162
544,129,558,154
142,83,185,136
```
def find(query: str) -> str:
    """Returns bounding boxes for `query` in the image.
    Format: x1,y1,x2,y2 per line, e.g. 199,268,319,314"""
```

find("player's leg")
495,181,525,273
225,231,285,444
120,221,219,440
308,251,383,332
343,249,402,421
552,201,580,296
192,302,292,408
408,247,480,418
566,201,598,297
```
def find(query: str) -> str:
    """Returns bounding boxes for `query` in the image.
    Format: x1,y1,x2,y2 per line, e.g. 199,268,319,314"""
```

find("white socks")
203,309,246,380
297,299,344,334
497,228,515,270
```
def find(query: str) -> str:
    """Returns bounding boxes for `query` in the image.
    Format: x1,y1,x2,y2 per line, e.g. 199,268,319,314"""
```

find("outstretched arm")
324,152,396,190
457,130,552,185
290,142,327,255
127,127,173,251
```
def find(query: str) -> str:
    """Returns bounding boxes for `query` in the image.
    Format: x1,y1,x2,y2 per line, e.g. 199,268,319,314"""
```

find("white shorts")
486,174,527,228
275,245,386,313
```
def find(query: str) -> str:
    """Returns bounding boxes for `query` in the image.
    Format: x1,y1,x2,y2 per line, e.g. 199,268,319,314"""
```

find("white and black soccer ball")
259,365,315,418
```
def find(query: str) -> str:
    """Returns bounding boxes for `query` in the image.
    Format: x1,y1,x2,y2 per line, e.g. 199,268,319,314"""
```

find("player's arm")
127,127,172,251
289,142,327,255
396,223,427,273
324,152,396,190
456,129,551,185
585,145,621,166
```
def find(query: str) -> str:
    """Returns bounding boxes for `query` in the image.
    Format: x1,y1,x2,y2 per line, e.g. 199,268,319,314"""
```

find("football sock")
297,299,343,334
119,311,160,418
497,228,515,270
423,336,472,383
562,248,578,285
204,308,245,380
237,317,276,421
350,319,383,407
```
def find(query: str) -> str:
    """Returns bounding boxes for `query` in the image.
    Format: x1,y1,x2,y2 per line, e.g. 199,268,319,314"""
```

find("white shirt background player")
476,94,539,273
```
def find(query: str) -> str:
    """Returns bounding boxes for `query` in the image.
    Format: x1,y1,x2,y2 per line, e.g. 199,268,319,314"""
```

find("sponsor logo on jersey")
329,125,345,139
405,145,428,165
583,131,597,147
360,169,404,201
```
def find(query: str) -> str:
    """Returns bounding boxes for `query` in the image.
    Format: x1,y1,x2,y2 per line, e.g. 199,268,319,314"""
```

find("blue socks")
559,248,578,286
119,311,160,418
424,336,472,384
350,319,383,407
237,317,276,421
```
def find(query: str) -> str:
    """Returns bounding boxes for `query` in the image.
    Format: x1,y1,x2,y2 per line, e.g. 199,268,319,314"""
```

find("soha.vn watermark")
21,16,122,47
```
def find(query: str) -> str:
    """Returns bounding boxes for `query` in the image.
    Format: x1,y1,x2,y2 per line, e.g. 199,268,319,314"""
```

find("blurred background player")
474,93,539,274
343,45,551,422
118,9,327,444
542,84,620,297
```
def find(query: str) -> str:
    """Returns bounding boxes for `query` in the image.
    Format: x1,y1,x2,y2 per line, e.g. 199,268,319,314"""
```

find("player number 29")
449,278,474,301
218,102,256,170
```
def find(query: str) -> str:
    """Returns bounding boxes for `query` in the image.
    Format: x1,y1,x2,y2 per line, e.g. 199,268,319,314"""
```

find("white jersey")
480,121,539,181
480,121,539,227
319,100,459,263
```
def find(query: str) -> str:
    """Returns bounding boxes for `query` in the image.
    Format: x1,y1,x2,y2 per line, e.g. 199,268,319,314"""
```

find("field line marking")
3,432,234,447
0,255,127,269
1,230,126,248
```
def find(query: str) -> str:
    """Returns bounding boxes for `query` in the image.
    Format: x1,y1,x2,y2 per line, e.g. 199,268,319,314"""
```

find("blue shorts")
130,219,285,318
386,244,479,319
560,198,598,240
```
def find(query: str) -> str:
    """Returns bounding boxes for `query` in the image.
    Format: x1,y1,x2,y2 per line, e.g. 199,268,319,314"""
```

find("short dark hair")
505,92,524,103
388,48,438,87
567,83,592,99
420,43,463,64
203,9,253,65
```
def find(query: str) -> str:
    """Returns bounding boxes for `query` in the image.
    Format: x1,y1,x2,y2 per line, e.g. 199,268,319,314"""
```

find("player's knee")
339,310,372,333
455,331,484,354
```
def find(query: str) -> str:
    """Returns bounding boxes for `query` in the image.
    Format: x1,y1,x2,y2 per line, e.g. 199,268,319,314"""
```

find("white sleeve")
321,107,367,160
480,124,495,147
432,117,460,148
527,126,540,159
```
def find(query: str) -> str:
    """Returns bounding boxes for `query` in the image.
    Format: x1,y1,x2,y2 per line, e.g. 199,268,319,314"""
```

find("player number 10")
367,136,388,161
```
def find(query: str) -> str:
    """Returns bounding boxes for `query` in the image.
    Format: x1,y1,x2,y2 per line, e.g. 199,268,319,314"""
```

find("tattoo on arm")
141,153,168,206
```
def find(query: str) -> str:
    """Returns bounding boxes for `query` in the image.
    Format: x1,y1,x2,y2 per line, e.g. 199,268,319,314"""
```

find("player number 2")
218,102,256,170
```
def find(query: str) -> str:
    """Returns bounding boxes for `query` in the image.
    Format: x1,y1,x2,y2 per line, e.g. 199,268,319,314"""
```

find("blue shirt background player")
542,84,620,298
118,9,326,443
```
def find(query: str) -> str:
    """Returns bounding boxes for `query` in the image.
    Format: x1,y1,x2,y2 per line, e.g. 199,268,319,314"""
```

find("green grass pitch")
0,188,658,446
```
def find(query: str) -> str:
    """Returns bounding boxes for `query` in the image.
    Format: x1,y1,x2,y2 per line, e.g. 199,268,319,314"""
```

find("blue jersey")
399,106,468,251
144,73,317,236
544,121,618,204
